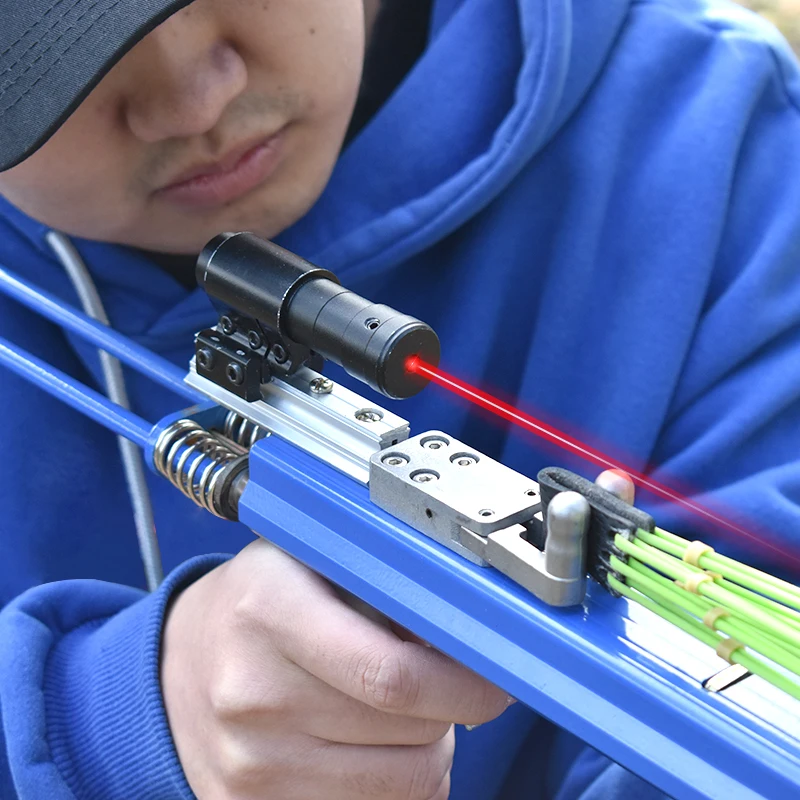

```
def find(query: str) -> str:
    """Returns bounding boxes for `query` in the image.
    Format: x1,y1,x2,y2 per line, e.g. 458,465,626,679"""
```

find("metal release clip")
369,432,589,606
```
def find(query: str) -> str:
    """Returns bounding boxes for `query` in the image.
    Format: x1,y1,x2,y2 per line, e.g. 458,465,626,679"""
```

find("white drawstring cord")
46,231,164,592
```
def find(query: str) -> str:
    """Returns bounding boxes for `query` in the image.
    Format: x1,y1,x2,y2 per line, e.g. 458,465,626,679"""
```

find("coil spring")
223,410,268,448
153,418,258,518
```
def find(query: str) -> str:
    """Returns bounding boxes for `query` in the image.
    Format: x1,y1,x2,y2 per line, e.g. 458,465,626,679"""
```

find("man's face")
0,0,365,253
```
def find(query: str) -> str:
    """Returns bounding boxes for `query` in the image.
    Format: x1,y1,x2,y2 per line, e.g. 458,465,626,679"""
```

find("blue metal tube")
0,263,202,403
0,336,152,448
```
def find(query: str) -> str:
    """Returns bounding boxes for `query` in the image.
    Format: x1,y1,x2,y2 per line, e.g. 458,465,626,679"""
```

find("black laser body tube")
197,232,440,399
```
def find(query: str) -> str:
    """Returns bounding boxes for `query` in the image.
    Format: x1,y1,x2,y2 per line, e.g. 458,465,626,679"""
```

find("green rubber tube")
607,574,800,701
613,557,800,675
615,537,800,650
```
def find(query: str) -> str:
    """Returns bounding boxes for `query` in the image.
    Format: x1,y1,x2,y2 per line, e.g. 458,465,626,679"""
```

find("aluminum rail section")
241,435,800,800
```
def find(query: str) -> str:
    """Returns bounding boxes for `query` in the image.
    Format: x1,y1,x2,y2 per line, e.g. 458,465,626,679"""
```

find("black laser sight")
195,232,440,400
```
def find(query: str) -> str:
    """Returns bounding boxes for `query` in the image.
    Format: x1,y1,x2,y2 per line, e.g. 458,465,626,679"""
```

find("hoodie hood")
278,0,632,280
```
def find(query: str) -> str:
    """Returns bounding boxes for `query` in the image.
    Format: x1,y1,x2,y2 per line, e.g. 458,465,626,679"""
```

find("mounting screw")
365,317,381,330
226,363,245,385
382,453,409,466
220,316,236,336
248,331,263,349
355,408,383,423
196,348,215,371
412,470,439,483
272,344,288,364
455,456,477,467
479,509,494,517
310,377,334,395
421,436,449,450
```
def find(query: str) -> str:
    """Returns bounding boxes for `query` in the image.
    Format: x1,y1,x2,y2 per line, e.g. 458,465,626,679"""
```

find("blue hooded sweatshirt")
1,0,799,797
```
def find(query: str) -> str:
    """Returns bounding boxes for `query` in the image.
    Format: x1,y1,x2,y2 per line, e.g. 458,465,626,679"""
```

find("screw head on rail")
272,344,288,364
412,470,439,483
382,453,409,467
355,408,383,423
197,348,215,371
226,363,245,386
421,436,449,450
220,316,236,335
310,377,334,395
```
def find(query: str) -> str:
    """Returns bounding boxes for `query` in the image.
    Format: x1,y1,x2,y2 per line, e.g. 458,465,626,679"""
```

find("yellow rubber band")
716,637,744,664
678,572,714,594
703,607,730,630
683,540,714,567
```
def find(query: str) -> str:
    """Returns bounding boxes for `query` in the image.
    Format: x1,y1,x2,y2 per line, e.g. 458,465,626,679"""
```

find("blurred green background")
737,0,800,54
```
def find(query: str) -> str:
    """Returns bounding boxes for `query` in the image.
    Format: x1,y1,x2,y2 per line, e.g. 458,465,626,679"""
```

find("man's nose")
124,9,248,143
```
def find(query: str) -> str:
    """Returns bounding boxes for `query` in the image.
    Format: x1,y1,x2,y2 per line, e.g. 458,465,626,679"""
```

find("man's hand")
161,539,512,799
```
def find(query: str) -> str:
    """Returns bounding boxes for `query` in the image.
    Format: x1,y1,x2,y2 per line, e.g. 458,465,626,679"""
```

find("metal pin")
595,469,636,506
545,492,590,580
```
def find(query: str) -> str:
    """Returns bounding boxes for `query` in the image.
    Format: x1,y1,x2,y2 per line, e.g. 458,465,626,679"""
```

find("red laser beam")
406,355,800,569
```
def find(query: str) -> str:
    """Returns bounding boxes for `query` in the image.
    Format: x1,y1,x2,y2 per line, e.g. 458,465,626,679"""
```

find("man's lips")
155,129,287,209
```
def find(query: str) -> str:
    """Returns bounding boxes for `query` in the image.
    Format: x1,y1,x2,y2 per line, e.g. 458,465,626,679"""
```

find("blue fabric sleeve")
0,554,229,799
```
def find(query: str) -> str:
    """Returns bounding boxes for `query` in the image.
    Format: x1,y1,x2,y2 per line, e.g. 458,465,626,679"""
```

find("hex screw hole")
226,363,245,386
356,408,383,423
421,435,450,450
272,344,288,364
196,348,214,370
451,452,479,467
411,470,440,483
425,508,433,519
479,509,494,517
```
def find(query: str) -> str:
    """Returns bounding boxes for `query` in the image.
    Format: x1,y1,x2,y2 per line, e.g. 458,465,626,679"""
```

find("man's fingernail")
464,723,481,731
506,695,518,706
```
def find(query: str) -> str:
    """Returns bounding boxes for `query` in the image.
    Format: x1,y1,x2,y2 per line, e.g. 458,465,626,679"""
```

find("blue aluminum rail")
241,436,800,800
0,263,201,403
0,335,153,448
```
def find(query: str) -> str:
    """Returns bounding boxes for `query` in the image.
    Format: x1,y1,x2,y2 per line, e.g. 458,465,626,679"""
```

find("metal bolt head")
421,436,449,450
310,377,334,395
412,470,439,483
226,363,245,386
220,316,236,335
382,453,409,467
356,408,383,423
196,348,215,370
248,330,263,349
451,452,478,467
272,344,288,364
